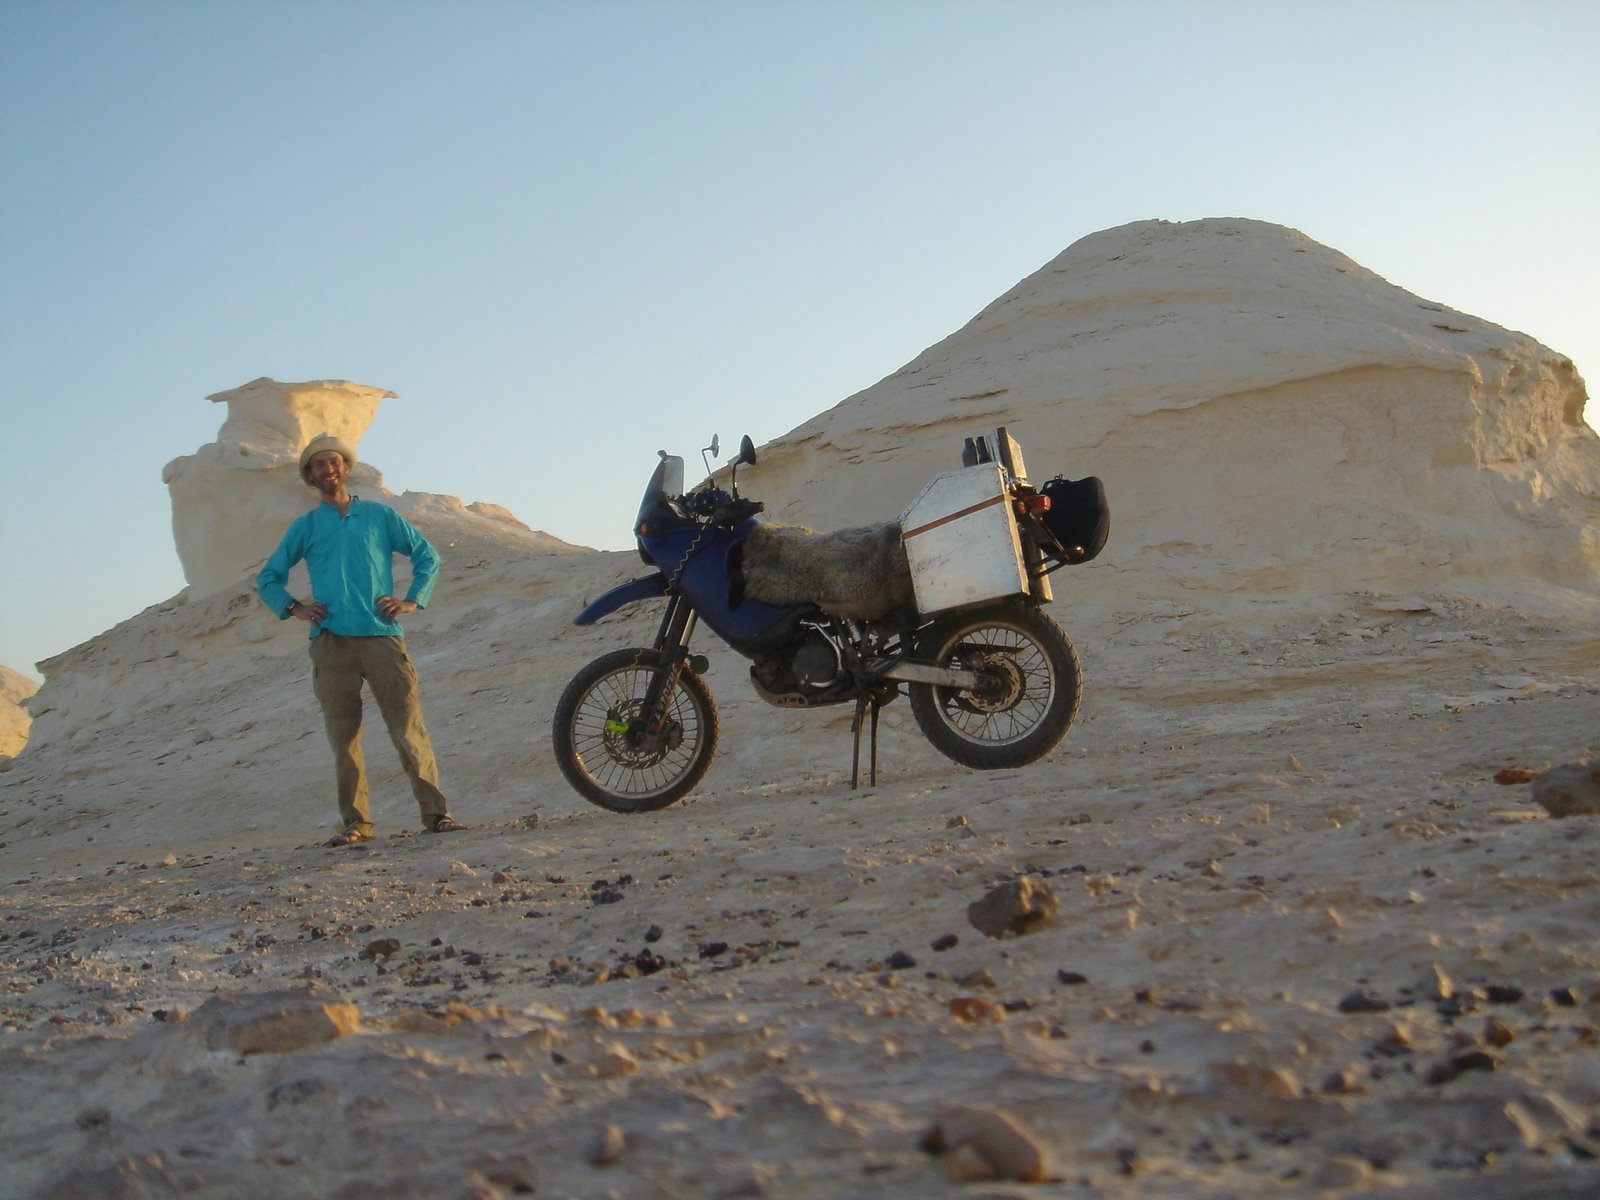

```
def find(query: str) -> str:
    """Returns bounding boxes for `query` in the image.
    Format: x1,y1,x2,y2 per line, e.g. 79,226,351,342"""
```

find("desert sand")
2,219,1597,1199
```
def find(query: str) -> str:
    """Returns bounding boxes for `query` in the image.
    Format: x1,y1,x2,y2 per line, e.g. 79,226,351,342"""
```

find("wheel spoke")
910,605,1081,771
937,627,1056,746
554,652,717,809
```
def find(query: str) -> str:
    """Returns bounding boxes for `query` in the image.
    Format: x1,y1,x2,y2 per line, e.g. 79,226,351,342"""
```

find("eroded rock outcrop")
18,380,583,759
10,221,1599,816
0,665,37,758
162,378,395,597
744,218,1600,614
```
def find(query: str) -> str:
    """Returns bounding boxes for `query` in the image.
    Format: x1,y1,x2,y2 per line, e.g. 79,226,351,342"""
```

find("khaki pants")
310,633,449,834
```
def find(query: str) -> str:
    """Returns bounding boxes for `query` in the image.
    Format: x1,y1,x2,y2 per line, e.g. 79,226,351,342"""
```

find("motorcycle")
551,427,1108,812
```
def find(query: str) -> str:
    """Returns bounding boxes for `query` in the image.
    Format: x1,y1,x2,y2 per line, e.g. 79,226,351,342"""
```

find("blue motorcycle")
552,430,1107,811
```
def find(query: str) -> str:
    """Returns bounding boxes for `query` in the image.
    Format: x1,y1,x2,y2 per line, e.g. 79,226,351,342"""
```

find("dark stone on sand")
1338,991,1392,1014
359,938,402,960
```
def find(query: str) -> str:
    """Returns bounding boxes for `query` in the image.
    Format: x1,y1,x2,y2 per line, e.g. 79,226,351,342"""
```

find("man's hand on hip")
376,596,417,621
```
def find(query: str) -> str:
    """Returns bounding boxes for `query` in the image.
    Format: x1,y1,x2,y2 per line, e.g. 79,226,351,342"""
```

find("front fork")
627,594,702,748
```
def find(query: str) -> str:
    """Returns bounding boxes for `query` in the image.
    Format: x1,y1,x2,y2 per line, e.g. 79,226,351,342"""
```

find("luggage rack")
966,424,1108,579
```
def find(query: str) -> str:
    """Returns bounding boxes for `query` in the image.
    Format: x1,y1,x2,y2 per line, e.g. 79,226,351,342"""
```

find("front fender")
575,574,669,625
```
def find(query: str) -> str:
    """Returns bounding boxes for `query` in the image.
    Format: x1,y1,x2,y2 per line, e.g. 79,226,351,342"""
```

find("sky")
3,0,1598,682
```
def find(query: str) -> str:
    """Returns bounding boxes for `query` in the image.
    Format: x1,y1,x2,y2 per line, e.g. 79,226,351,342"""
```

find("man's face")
307,450,347,492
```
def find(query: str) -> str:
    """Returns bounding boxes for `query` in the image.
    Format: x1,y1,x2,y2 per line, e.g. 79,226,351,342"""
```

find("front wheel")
552,648,719,812
909,604,1082,770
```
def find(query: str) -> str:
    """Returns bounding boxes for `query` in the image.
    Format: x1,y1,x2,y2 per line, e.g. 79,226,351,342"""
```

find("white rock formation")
12,219,1600,783
0,665,37,758
745,218,1600,615
161,378,395,598
25,392,584,760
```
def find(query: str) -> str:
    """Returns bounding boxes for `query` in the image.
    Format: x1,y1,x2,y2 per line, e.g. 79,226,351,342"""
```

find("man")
257,433,466,846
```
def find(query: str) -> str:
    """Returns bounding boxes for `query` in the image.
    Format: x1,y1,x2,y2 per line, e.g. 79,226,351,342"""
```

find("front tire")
552,648,719,812
909,604,1081,770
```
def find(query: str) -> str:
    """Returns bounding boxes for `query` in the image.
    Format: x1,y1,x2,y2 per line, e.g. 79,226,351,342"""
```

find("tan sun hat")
299,433,357,484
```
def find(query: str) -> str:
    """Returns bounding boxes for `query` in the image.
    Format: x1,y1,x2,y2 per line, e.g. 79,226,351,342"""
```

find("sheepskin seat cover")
741,521,914,620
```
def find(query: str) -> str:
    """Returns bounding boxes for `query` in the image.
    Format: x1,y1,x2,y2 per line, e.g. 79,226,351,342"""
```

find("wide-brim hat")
299,433,357,484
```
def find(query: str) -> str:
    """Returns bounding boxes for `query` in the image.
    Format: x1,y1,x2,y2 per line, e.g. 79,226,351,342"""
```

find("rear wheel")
552,648,718,812
909,604,1081,770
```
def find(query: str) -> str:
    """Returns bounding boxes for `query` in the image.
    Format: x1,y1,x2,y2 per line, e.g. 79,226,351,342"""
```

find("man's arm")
257,518,308,619
389,510,440,609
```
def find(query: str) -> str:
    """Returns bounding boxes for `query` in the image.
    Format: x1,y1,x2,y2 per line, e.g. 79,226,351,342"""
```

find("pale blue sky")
3,0,1597,680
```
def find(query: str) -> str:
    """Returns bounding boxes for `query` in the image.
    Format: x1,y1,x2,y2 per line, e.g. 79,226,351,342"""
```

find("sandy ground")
8,216,1599,1198
2,597,1598,1199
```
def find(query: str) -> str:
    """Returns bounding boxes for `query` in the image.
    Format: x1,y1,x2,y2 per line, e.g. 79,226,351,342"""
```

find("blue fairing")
647,515,808,652
589,461,811,652
575,574,669,625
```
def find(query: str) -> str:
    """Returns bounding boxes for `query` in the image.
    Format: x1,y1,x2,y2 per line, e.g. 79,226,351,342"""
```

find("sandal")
427,815,467,834
327,827,373,847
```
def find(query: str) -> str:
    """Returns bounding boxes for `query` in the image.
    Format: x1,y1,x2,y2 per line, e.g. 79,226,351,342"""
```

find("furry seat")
741,522,915,620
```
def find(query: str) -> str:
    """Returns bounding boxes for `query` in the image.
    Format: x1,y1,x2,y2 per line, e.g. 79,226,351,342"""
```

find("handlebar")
684,489,765,526
721,496,765,524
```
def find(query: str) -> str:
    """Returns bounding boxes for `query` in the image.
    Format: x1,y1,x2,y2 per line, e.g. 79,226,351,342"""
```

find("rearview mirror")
737,435,756,467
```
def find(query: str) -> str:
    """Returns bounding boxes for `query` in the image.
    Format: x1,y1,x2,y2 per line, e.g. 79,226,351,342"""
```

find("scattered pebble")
1495,766,1541,785
948,996,1007,1024
1314,1155,1374,1189
1321,1067,1365,1095
595,1044,639,1079
921,1104,1053,1183
589,1123,626,1166
1338,991,1392,1014
967,875,1058,939
360,938,402,961
1426,1048,1502,1085
1484,1016,1516,1048
1531,759,1600,816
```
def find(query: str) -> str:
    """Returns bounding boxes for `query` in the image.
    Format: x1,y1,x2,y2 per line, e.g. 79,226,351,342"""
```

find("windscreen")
636,452,684,529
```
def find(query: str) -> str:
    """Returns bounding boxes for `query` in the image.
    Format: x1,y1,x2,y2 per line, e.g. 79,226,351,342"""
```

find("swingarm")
876,660,988,691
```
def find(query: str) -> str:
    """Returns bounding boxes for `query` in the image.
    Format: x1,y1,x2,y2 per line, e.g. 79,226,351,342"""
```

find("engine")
748,627,854,707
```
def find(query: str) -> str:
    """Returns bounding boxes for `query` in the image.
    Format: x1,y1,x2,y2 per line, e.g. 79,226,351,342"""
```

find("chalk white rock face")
0,665,37,758
746,218,1600,613
162,378,394,598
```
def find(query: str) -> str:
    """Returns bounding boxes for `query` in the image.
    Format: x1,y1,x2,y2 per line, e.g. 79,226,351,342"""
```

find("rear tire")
909,604,1081,770
552,648,718,812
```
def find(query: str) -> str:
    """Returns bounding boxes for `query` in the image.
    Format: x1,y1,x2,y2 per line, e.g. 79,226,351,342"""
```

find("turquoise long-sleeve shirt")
257,496,440,638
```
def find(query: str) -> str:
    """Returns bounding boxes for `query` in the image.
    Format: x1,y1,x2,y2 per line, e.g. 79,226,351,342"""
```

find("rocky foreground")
1,605,1596,1199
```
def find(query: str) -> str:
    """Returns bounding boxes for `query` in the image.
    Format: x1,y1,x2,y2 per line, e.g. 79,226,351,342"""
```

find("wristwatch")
287,600,300,616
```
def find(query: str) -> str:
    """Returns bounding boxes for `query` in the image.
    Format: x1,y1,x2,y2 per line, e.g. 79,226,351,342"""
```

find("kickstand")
849,691,884,789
